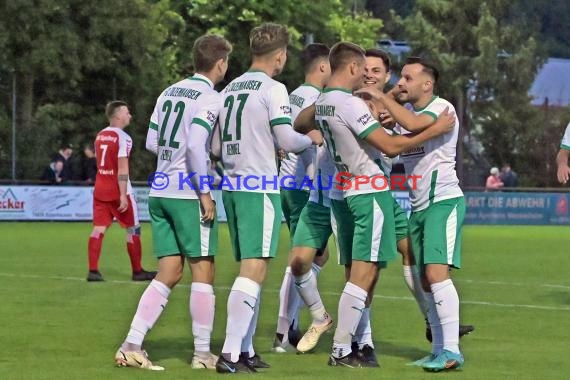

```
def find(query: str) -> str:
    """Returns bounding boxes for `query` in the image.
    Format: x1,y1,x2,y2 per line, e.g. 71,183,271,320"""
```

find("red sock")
88,232,104,271
127,234,143,273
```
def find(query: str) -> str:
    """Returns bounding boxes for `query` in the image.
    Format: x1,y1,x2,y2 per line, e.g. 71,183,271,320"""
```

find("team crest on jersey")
206,111,217,124
280,105,292,115
357,113,372,126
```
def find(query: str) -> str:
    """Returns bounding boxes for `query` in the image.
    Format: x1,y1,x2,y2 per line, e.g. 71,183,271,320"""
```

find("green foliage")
327,12,382,48
0,0,384,180
393,0,567,186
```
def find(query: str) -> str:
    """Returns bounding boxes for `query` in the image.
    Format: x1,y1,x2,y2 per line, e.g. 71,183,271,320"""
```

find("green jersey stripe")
358,122,380,139
191,117,212,134
270,117,292,127
149,121,158,131
422,110,438,120
429,169,438,205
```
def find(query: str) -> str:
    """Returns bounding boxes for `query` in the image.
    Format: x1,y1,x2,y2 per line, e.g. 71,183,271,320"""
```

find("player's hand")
380,114,396,129
118,195,128,213
307,129,324,146
199,193,216,223
557,165,570,184
277,149,288,161
431,107,455,135
354,87,384,102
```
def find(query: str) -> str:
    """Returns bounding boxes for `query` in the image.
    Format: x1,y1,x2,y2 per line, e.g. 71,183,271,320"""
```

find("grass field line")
380,274,570,289
2,272,569,312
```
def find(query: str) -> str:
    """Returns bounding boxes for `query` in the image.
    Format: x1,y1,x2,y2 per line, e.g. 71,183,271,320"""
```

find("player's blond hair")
193,34,233,72
329,42,365,72
249,23,290,57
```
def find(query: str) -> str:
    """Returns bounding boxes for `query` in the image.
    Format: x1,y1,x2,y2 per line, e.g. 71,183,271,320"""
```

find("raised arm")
364,108,455,157
356,87,435,132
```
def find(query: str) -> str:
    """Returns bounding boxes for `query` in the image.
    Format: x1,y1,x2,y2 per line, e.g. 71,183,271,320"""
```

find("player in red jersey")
87,100,156,282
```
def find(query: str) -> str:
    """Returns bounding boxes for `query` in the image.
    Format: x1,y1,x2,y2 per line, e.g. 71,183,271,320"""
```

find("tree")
174,0,382,90
396,0,548,186
0,0,183,179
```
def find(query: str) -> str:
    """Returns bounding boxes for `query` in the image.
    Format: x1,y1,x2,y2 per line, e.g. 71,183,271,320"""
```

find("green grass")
0,223,569,379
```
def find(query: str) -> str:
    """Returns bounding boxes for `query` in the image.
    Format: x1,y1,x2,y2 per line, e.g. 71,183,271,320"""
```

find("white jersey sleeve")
560,122,570,150
191,92,221,134
267,83,293,127
146,106,160,155
118,130,132,158
341,96,380,138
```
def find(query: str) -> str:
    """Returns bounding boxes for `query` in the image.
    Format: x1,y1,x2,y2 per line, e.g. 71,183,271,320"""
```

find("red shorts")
93,194,139,227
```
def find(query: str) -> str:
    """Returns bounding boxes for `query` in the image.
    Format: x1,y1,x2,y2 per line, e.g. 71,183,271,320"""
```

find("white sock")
353,307,373,349
431,279,460,354
333,282,367,358
425,291,443,355
241,291,261,357
276,267,302,339
221,277,260,362
403,265,428,318
295,270,327,324
189,282,215,354
311,262,322,276
124,280,170,348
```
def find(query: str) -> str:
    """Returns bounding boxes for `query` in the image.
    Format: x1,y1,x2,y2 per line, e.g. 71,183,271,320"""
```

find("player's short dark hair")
301,43,330,74
329,42,365,72
365,48,390,72
250,23,290,56
193,34,233,72
405,56,439,84
105,100,128,119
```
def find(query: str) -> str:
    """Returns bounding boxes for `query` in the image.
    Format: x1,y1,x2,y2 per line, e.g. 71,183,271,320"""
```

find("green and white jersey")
560,122,570,150
395,96,463,211
220,70,292,193
316,88,386,197
279,84,320,189
148,74,220,199
308,144,336,207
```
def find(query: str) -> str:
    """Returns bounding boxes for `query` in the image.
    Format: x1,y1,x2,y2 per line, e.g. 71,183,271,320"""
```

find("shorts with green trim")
223,191,282,261
292,201,332,251
148,196,218,259
346,191,397,264
393,197,410,242
281,188,309,238
409,196,465,271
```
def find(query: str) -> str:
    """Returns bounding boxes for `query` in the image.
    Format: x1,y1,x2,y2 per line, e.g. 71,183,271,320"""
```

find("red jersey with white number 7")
94,127,134,201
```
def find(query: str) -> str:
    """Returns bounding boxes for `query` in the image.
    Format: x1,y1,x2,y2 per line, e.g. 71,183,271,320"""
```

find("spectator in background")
81,144,97,184
500,163,518,187
52,143,74,182
486,167,504,190
556,122,570,184
41,159,65,184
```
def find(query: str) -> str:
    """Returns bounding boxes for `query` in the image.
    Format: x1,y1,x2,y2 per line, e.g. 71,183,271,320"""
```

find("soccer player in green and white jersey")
274,43,332,353
211,23,323,374
357,56,466,371
315,42,455,368
114,35,232,371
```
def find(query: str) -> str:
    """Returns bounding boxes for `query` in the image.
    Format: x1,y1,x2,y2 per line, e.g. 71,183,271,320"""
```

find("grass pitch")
0,223,569,379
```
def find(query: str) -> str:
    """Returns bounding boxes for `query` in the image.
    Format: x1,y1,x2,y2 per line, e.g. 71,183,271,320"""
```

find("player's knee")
91,226,107,237
424,264,450,286
290,256,311,276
